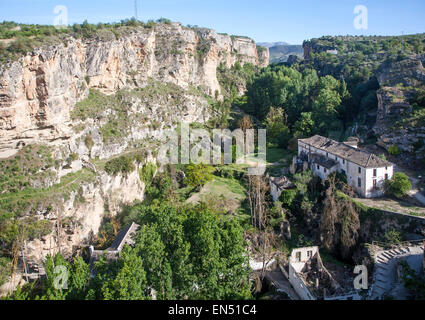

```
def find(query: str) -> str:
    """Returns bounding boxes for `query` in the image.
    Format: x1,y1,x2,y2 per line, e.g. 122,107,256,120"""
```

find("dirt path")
355,197,425,217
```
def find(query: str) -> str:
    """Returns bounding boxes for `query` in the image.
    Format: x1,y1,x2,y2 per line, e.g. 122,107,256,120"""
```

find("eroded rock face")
376,57,425,88
0,23,268,279
24,169,146,265
373,55,425,167
0,23,268,155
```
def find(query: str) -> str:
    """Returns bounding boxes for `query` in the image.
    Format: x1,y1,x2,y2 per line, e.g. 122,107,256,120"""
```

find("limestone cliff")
373,55,425,167
0,22,269,281
0,22,268,156
24,168,146,266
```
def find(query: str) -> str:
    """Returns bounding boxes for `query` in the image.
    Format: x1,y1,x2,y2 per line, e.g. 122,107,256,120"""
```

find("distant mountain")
257,41,290,48
257,42,303,63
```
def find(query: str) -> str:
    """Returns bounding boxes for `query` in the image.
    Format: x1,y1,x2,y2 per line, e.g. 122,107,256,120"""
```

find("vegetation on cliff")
303,34,425,85
0,19,166,65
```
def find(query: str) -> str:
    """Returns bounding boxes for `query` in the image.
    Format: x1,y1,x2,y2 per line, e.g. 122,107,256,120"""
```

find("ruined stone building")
269,176,295,202
298,135,394,198
89,222,140,266
285,246,361,300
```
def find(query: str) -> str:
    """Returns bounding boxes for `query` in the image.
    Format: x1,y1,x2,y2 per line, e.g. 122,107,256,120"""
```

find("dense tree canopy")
8,203,252,300
241,65,351,140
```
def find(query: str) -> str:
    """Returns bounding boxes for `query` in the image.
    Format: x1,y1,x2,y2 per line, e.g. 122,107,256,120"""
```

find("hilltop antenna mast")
134,0,138,20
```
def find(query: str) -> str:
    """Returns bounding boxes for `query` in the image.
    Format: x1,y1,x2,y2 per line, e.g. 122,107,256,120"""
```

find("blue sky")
1,0,424,44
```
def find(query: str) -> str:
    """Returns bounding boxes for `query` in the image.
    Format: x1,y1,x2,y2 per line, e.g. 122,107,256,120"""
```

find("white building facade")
298,135,394,198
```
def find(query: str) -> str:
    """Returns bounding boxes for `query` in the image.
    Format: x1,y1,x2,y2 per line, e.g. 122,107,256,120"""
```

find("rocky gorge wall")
0,22,269,281
0,22,269,156
24,168,146,265
373,56,425,166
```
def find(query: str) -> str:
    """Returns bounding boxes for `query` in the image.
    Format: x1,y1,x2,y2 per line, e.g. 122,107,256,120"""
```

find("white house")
298,135,394,198
326,49,338,55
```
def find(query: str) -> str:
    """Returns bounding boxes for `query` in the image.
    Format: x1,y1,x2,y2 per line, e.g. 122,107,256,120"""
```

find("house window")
385,174,389,180
296,252,301,262
385,166,388,170
326,152,329,157
335,156,338,161
317,164,320,170
373,169,377,177
358,178,361,187
358,167,362,174
373,179,377,189
307,250,312,258
343,159,345,165
324,168,327,173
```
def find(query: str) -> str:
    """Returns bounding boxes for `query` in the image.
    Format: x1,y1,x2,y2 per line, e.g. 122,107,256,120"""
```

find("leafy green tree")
294,112,315,137
67,256,90,300
133,225,174,299
38,254,70,300
320,176,360,261
129,202,252,299
279,189,298,208
263,107,291,147
385,172,412,198
100,247,148,300
184,162,215,190
145,171,174,202
183,205,252,299
129,203,194,299
312,76,343,134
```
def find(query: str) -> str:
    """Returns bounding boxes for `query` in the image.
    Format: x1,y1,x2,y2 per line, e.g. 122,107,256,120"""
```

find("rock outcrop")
373,55,425,167
24,168,146,265
0,22,268,156
0,22,268,283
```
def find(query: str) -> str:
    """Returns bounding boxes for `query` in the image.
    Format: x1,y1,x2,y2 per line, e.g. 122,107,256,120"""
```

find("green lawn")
186,176,247,214
243,147,293,164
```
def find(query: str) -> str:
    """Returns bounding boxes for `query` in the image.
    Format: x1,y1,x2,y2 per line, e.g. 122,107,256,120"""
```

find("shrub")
279,189,297,208
139,162,157,187
67,153,78,164
184,162,215,189
383,229,402,244
104,155,135,176
388,145,402,156
0,257,12,286
385,172,412,198
156,18,172,24
8,35,34,54
84,134,94,150
378,154,386,161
